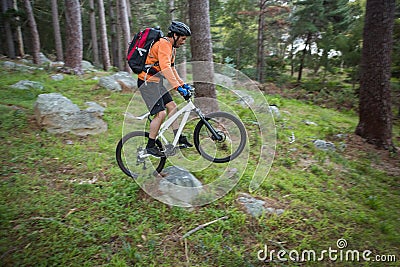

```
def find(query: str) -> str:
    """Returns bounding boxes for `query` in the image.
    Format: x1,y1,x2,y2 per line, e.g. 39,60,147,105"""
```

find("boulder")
39,52,52,64
113,71,137,90
49,61,65,70
313,139,336,151
50,74,64,81
99,76,122,92
85,101,105,116
82,60,95,71
34,93,107,136
159,166,203,205
11,80,44,90
98,72,137,91
237,193,285,218
269,105,281,119
2,61,37,71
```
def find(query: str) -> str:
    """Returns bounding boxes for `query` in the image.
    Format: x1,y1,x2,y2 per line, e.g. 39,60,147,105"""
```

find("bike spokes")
194,112,247,163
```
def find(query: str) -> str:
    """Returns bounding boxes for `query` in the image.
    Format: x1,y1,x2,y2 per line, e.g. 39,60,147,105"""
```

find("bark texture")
24,0,41,64
355,0,396,149
189,0,218,113
64,0,83,74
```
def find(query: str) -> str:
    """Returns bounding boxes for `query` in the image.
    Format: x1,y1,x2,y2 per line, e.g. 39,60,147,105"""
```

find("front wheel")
193,112,247,163
116,131,166,178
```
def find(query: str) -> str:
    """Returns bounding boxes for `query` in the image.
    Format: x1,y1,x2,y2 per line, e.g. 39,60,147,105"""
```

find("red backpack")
126,27,164,74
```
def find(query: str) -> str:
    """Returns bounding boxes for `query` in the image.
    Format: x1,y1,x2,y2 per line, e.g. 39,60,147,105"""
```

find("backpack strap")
144,63,159,84
144,37,175,84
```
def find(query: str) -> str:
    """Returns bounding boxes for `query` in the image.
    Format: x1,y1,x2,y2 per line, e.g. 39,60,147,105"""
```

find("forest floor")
0,63,399,266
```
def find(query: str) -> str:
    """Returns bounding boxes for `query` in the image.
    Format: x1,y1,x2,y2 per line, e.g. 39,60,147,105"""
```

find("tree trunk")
51,0,63,61
355,0,395,150
13,0,24,57
64,0,83,74
109,1,120,69
297,33,311,83
115,1,123,69
256,0,267,83
189,0,218,113
89,0,99,65
2,0,16,59
290,40,295,77
24,0,40,64
118,0,131,72
126,0,132,21
173,0,188,81
98,0,111,70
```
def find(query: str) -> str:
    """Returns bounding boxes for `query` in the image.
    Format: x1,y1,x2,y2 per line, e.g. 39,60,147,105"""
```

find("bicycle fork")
194,108,223,141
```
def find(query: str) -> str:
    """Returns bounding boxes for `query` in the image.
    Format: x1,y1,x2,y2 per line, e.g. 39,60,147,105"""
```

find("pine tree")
98,0,111,70
64,0,83,74
355,0,396,150
189,0,218,113
24,0,41,64
51,0,63,61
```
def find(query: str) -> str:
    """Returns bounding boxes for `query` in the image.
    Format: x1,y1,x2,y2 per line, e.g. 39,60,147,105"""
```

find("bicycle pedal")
177,144,188,149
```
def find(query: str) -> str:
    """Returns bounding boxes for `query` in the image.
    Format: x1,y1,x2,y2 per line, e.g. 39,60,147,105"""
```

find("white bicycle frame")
130,95,222,159
157,99,198,147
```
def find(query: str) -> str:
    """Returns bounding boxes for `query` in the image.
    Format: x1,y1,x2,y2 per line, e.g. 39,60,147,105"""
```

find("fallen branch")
181,216,228,239
184,239,190,267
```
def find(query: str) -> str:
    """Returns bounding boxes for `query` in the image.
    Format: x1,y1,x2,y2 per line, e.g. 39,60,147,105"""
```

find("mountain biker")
137,21,193,157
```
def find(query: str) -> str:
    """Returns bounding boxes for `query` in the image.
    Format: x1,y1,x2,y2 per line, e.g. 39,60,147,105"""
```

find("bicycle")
116,88,247,178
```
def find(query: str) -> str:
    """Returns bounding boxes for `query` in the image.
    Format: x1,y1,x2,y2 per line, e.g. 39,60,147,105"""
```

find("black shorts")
138,79,173,115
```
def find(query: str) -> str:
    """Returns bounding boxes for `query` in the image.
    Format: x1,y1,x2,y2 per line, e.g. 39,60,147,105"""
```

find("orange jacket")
138,37,184,89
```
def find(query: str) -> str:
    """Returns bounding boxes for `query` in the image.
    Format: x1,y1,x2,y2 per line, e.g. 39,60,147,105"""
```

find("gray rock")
334,133,347,139
303,120,318,126
237,193,285,217
116,77,136,90
20,59,32,65
265,207,276,214
39,52,52,64
82,60,95,70
50,74,64,81
159,166,203,205
112,72,137,90
11,80,44,90
98,72,137,91
275,209,285,216
269,105,281,119
34,93,107,136
2,61,37,71
99,76,122,92
238,195,266,217
85,101,105,116
112,71,132,80
49,61,65,69
313,139,336,151
3,61,17,68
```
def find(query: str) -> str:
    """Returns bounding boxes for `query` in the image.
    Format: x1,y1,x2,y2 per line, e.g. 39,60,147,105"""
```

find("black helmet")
168,21,191,36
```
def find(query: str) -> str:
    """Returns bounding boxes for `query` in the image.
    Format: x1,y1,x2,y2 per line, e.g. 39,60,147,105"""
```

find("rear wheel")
116,131,166,178
193,112,247,163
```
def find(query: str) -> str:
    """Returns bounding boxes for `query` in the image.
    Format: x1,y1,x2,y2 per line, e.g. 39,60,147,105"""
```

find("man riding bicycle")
137,21,193,157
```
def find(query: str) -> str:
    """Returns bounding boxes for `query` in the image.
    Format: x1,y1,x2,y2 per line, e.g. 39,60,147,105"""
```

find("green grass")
0,64,399,266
